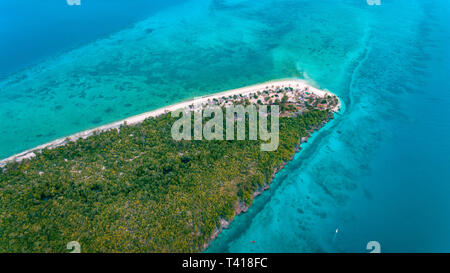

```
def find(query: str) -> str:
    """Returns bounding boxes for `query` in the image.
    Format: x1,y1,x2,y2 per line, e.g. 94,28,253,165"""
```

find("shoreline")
203,113,335,252
0,79,340,168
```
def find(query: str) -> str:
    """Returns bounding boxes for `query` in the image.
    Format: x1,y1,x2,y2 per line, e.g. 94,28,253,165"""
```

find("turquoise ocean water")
1,0,449,252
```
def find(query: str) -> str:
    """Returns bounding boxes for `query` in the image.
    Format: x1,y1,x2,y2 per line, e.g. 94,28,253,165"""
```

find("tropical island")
0,79,340,252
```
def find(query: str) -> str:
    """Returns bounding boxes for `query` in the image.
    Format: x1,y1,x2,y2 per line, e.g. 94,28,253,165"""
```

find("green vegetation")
0,109,331,252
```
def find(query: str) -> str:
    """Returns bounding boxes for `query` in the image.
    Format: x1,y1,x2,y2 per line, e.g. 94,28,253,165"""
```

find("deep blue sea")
1,0,449,252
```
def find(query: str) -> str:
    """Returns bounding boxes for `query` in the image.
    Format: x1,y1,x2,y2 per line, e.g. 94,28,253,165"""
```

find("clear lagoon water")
1,0,449,252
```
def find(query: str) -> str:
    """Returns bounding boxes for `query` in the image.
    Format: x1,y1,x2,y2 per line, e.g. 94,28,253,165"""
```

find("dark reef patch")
91,117,102,124
104,107,113,114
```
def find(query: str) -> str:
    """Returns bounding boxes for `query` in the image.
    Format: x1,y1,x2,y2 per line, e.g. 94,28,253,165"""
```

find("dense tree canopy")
0,109,331,252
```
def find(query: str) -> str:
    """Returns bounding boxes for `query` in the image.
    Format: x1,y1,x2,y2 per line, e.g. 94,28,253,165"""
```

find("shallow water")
1,0,449,252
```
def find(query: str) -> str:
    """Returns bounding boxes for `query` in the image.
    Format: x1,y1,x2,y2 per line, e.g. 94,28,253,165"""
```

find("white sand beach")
0,79,340,167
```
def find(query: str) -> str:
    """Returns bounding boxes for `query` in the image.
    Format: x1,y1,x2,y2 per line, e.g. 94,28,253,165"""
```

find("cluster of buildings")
196,84,340,115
